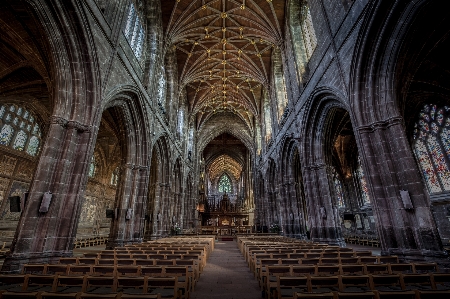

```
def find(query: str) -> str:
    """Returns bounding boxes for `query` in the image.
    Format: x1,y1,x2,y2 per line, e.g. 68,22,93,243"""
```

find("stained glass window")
89,156,96,178
13,130,28,151
124,1,145,59
332,167,345,207
0,104,42,156
0,124,14,146
413,104,450,193
111,167,119,186
301,4,317,59
356,156,371,205
26,136,40,156
218,175,231,193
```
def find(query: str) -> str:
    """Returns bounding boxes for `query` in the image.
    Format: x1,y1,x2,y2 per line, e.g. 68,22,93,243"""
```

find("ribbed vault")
162,0,286,131
208,154,242,181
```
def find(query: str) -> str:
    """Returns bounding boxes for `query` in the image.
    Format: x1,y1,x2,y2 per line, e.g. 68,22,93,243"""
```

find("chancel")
0,0,450,298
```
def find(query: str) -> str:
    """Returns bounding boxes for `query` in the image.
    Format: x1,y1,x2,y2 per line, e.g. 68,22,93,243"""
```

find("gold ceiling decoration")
208,154,243,181
163,0,285,130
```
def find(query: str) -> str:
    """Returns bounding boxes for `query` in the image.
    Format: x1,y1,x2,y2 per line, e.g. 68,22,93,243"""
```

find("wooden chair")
92,265,116,276
294,292,335,299
0,274,27,291
23,274,56,292
431,273,450,290
53,275,86,293
389,264,413,274
340,264,366,276
69,265,93,275
378,256,398,264
339,275,371,292
415,290,450,299
276,276,308,299
84,276,117,293
400,273,433,290
59,257,78,265
316,265,340,276
45,264,69,275
369,274,402,291
22,264,47,274
373,290,416,299
146,277,179,299
116,265,141,277
116,276,147,294
309,276,340,293
336,291,375,299
412,263,438,274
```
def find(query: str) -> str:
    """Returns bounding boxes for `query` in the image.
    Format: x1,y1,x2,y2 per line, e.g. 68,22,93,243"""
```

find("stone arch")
266,158,279,229
279,138,307,238
171,158,183,229
2,0,102,272
96,88,151,248
198,124,254,154
350,0,445,255
145,135,170,239
300,88,348,245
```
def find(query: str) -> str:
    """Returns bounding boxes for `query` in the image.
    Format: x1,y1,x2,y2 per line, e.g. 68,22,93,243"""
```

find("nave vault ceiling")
162,0,286,132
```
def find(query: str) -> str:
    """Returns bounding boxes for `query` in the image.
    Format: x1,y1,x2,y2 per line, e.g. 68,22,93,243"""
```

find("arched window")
301,3,317,59
332,167,345,207
157,66,167,112
88,156,96,178
263,89,272,143
177,110,184,136
0,104,42,156
289,1,317,79
124,1,145,59
355,156,371,205
111,167,119,186
218,175,231,193
413,104,450,194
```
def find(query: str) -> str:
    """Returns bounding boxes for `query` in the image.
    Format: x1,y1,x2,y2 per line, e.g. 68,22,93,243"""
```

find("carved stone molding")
304,163,326,171
356,116,403,133
124,163,149,171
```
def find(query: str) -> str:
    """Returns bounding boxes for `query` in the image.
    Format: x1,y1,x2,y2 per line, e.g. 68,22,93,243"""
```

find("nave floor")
191,241,261,299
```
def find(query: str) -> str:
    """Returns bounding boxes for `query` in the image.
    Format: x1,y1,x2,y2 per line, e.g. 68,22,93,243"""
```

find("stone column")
356,118,445,260
303,163,345,246
107,164,149,248
1,117,95,273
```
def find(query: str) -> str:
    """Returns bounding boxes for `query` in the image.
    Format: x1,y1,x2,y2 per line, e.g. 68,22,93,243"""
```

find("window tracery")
88,156,96,178
413,104,450,193
332,167,345,207
111,167,119,186
289,1,317,79
124,1,145,59
218,174,231,193
355,156,371,205
0,104,42,157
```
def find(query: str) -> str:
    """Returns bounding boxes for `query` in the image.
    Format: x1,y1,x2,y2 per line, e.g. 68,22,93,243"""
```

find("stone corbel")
50,116,92,133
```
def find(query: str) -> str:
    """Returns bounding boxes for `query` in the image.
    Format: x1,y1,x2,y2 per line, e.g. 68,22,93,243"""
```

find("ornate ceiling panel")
208,154,242,181
162,0,286,130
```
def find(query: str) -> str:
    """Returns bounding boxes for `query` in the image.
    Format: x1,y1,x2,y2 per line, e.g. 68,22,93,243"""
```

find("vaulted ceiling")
161,0,286,132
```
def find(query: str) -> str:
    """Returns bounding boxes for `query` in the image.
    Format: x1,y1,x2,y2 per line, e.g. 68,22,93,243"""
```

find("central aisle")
191,240,261,299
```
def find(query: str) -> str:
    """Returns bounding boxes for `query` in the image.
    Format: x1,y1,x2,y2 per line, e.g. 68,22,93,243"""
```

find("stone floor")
191,240,262,299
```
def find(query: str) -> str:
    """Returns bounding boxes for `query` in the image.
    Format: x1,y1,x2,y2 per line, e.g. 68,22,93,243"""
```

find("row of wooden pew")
0,236,214,299
237,235,450,299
